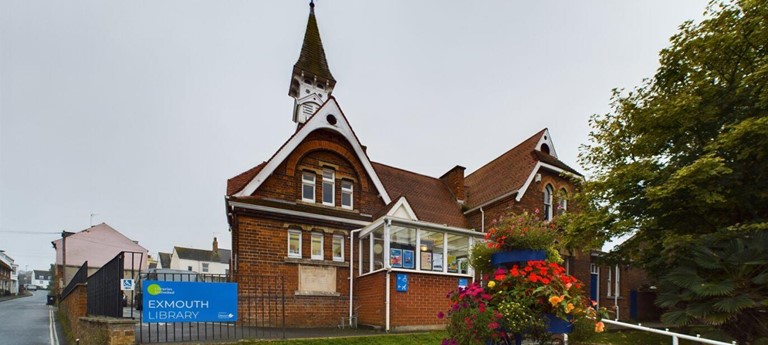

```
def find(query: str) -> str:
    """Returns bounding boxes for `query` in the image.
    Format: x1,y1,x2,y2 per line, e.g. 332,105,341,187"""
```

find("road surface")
0,292,63,345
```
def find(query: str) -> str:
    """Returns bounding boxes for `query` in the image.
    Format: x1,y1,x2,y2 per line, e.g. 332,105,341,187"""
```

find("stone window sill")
284,257,348,267
294,290,341,297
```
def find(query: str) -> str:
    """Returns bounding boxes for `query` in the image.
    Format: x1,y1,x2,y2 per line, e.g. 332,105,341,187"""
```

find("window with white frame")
288,230,302,258
341,180,353,209
311,232,324,260
322,168,335,206
202,263,209,273
332,235,344,261
607,266,612,296
302,171,316,202
544,184,554,221
358,223,473,276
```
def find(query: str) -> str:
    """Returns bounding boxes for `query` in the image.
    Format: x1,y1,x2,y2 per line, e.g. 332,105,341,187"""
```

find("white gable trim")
229,201,372,227
535,129,558,158
234,98,392,204
385,196,418,221
515,162,582,202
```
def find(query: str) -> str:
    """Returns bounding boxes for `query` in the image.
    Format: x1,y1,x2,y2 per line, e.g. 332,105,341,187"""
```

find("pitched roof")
33,270,51,279
158,252,171,269
227,162,266,195
465,130,545,207
372,162,469,228
293,2,335,83
174,247,231,265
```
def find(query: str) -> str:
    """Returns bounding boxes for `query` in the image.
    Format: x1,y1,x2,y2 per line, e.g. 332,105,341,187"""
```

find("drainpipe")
480,207,485,233
348,228,363,327
614,264,620,320
384,218,392,333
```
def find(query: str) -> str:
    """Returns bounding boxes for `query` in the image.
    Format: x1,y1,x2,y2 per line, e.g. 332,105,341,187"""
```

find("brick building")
225,2,596,331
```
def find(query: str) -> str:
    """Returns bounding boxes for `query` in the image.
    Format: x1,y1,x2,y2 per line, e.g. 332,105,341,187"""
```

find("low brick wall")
60,284,88,337
58,283,137,345
78,317,136,345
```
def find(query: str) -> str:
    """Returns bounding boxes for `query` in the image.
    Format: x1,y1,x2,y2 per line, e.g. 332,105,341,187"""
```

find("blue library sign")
396,273,408,292
142,281,238,323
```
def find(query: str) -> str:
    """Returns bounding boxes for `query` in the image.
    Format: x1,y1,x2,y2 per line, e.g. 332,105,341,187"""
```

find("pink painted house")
51,223,148,293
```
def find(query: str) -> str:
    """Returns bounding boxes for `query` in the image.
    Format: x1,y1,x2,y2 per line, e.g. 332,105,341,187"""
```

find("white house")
0,250,19,295
169,238,230,275
32,269,52,290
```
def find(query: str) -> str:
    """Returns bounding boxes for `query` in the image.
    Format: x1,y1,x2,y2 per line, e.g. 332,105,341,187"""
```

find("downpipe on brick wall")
349,227,363,328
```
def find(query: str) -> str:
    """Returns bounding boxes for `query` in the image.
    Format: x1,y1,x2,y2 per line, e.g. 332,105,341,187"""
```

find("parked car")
24,284,38,291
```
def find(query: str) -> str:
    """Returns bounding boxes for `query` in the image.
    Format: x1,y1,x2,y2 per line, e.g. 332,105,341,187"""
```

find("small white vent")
302,103,315,115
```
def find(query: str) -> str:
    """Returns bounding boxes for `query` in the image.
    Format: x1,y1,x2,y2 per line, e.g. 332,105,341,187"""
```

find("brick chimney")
212,237,219,254
440,165,466,204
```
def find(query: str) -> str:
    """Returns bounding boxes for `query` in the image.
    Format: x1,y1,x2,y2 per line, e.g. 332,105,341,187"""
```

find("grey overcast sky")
1,1,708,271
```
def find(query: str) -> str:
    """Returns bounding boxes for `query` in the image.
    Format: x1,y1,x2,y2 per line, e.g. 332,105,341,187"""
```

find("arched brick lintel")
285,139,371,192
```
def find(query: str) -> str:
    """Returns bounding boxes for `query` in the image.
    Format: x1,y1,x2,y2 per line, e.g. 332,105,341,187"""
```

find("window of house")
341,180,353,209
607,266,612,296
447,234,470,274
420,230,445,272
202,263,209,273
288,230,302,258
187,266,192,271
544,184,554,221
302,171,316,202
373,227,385,271
322,168,335,206
558,189,568,215
358,222,474,277
332,235,344,262
390,226,416,269
311,232,324,260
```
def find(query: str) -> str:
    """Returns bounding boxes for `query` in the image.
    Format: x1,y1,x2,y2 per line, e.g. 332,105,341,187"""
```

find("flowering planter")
544,313,573,334
491,250,547,266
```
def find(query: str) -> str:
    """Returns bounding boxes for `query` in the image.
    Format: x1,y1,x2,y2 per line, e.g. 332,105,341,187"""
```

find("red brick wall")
597,265,656,321
60,284,87,338
233,215,352,328
389,272,457,329
355,272,385,327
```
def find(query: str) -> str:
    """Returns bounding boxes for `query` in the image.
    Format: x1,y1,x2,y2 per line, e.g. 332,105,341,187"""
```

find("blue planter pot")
544,313,573,334
491,250,547,266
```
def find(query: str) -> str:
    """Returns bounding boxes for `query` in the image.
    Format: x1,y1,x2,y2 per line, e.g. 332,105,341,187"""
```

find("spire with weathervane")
288,1,336,125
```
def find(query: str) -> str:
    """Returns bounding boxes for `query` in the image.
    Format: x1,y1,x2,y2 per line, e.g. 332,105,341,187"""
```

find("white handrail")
600,319,736,345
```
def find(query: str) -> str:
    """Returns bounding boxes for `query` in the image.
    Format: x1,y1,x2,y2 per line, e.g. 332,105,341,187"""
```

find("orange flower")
565,303,575,314
595,321,605,333
548,295,563,306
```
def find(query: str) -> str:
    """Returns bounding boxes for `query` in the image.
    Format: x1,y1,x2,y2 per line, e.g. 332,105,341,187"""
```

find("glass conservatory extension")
356,217,484,277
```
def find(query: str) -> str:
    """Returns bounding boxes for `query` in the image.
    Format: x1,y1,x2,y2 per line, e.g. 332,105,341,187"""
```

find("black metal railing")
87,251,143,317
61,261,88,300
137,273,285,344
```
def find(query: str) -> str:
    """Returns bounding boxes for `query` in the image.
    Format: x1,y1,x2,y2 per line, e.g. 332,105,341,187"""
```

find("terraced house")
225,3,591,331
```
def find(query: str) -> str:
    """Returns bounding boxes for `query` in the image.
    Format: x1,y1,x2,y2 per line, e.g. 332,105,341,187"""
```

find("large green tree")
568,0,767,343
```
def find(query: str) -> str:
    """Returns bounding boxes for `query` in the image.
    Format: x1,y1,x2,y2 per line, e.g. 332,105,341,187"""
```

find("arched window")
558,189,568,215
544,184,554,221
